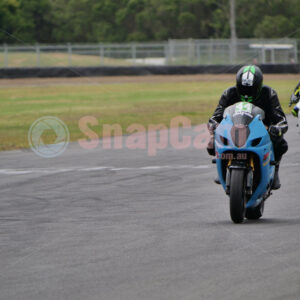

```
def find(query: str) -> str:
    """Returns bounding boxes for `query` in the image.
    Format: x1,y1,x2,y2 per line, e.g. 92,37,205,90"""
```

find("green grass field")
0,76,297,151
0,52,131,68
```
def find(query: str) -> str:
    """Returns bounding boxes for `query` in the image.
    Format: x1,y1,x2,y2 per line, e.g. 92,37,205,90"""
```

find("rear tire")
230,169,246,224
246,202,264,220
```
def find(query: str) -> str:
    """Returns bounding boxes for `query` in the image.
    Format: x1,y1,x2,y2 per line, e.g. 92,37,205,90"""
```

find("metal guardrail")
0,39,298,68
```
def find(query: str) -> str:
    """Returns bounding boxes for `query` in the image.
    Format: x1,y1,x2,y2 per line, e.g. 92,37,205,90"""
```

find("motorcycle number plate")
235,102,253,114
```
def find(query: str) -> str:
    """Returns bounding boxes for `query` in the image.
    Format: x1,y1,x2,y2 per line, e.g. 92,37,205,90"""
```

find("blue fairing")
215,114,275,208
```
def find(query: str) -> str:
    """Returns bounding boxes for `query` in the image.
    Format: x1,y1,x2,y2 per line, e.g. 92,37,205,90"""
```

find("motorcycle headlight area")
230,124,250,148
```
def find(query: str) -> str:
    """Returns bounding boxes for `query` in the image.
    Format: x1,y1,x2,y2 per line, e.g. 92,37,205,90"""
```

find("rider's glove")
206,119,219,156
206,135,215,156
289,94,299,107
207,119,219,135
269,125,282,137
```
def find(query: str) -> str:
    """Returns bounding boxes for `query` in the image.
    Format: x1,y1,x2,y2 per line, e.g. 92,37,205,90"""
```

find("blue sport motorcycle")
213,102,276,223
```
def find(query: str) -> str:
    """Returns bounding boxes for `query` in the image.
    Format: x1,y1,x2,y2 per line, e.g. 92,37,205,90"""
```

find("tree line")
1,0,300,44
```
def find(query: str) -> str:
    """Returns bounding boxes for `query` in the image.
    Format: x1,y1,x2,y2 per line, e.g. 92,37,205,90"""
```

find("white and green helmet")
236,65,263,102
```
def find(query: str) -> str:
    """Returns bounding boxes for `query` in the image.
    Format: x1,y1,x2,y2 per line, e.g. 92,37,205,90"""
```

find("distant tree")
178,12,197,37
1,0,300,44
254,15,293,38
237,0,300,38
0,0,22,43
18,0,53,43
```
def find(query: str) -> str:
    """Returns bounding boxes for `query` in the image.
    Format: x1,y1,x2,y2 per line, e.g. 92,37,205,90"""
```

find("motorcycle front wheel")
229,169,246,224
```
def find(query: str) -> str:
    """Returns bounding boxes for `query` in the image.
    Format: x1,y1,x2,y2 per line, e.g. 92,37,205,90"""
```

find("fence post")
4,44,8,68
168,40,175,65
99,44,104,65
131,44,136,65
209,39,213,64
230,38,237,64
261,46,266,64
271,48,275,64
196,42,200,65
164,43,169,65
294,41,298,63
36,43,40,67
229,41,233,64
68,43,72,66
188,39,194,65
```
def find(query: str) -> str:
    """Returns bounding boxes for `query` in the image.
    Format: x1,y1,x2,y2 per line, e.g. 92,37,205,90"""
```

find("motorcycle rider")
207,65,288,190
289,81,300,119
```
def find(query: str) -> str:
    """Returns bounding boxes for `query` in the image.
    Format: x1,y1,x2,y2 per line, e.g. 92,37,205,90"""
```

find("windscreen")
223,102,265,148
223,102,265,125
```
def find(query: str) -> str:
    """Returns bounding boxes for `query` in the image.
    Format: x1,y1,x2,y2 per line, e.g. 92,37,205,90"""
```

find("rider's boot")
214,176,221,184
272,164,281,190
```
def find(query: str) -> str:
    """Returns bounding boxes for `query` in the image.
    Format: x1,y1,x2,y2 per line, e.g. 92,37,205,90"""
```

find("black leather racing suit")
208,85,288,161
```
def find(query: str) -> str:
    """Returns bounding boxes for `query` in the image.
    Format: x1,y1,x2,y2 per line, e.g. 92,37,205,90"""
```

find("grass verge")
0,77,297,151
0,52,131,68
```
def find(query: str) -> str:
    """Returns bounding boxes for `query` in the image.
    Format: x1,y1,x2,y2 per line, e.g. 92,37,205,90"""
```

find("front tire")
230,169,246,224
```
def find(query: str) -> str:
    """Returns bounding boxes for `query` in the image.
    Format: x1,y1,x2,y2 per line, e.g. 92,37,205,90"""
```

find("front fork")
225,154,255,196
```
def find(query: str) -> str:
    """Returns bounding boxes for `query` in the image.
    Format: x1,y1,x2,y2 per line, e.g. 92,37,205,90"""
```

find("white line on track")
0,162,298,176
0,165,212,175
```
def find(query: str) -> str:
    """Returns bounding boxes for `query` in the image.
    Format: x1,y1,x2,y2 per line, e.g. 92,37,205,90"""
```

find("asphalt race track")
0,116,299,300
